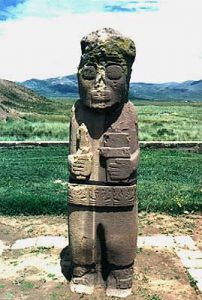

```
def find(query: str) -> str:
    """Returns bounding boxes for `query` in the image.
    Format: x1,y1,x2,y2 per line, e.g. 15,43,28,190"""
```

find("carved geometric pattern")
68,184,136,207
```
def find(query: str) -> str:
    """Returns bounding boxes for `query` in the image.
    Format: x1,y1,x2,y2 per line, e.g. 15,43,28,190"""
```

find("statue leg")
104,205,138,298
68,205,96,294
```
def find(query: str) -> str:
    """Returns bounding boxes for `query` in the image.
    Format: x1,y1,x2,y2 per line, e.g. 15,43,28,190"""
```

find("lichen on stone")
79,28,136,73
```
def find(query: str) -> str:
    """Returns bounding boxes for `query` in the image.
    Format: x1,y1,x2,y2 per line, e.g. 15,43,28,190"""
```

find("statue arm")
102,104,139,182
69,105,77,155
130,147,140,171
130,117,140,172
68,104,93,180
105,127,139,181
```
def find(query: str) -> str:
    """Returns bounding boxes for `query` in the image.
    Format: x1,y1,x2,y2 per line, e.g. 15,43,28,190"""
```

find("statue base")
106,288,132,298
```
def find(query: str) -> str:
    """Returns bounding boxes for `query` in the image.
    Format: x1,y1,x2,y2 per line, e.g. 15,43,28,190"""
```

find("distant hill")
129,80,202,101
20,75,78,99
19,75,202,101
0,79,48,120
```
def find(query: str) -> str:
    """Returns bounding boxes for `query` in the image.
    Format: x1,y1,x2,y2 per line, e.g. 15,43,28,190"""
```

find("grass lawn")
0,100,201,141
0,146,201,215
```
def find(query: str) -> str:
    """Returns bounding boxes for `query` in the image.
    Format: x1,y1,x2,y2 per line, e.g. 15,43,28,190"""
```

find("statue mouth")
91,90,111,103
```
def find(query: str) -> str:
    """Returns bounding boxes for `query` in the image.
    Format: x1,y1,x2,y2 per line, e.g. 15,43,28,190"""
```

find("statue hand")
68,153,92,180
108,158,133,181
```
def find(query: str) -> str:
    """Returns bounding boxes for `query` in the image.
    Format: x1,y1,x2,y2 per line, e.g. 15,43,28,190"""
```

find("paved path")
0,235,202,292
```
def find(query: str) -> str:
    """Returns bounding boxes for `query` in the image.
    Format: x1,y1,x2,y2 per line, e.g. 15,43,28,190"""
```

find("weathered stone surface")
0,240,9,255
12,237,37,250
36,236,68,249
67,28,139,297
11,236,68,250
176,250,202,268
69,183,136,206
174,236,197,250
138,235,175,248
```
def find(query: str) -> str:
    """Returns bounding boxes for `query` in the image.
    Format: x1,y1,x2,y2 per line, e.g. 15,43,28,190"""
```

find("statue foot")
106,266,133,298
70,273,95,295
106,288,132,298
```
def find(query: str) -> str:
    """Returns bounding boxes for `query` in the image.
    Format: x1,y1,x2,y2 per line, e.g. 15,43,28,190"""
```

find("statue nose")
94,71,106,89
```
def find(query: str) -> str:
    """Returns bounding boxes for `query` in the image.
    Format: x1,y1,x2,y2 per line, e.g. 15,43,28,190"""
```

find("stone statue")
68,28,139,298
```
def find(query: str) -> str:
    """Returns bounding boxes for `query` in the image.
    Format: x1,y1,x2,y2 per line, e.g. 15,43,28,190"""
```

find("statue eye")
106,65,123,80
81,66,96,80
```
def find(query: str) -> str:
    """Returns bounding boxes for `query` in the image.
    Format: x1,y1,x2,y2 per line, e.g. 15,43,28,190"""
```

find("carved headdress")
79,28,136,73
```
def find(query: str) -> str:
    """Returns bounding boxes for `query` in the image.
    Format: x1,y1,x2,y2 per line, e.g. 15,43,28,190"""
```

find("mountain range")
20,75,202,101
0,79,48,120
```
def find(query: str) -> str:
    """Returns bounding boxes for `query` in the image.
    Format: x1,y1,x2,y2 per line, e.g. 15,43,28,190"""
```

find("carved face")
78,62,130,110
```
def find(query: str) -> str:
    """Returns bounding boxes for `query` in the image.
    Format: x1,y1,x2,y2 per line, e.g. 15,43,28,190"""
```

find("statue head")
78,28,136,110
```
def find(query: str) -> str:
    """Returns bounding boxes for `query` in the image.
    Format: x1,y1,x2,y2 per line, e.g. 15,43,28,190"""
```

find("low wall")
0,141,201,152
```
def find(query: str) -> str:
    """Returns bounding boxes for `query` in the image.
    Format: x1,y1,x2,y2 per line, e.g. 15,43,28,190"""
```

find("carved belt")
68,183,136,207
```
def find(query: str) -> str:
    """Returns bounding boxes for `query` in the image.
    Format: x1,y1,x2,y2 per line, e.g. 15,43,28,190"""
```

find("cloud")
144,0,159,3
0,0,201,83
104,5,138,13
0,0,160,21
104,0,159,13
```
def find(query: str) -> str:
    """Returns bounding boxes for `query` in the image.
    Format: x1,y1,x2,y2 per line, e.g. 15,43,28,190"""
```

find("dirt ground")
0,212,201,300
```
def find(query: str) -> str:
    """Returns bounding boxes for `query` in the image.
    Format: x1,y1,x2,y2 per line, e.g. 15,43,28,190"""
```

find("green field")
0,99,201,141
0,146,201,215
0,98,73,141
136,101,201,141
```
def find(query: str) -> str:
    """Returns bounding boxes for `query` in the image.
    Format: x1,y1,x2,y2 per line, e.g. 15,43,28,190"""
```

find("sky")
0,0,201,83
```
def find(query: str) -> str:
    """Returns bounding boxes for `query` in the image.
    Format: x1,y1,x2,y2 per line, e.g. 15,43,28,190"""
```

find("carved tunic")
68,100,139,207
